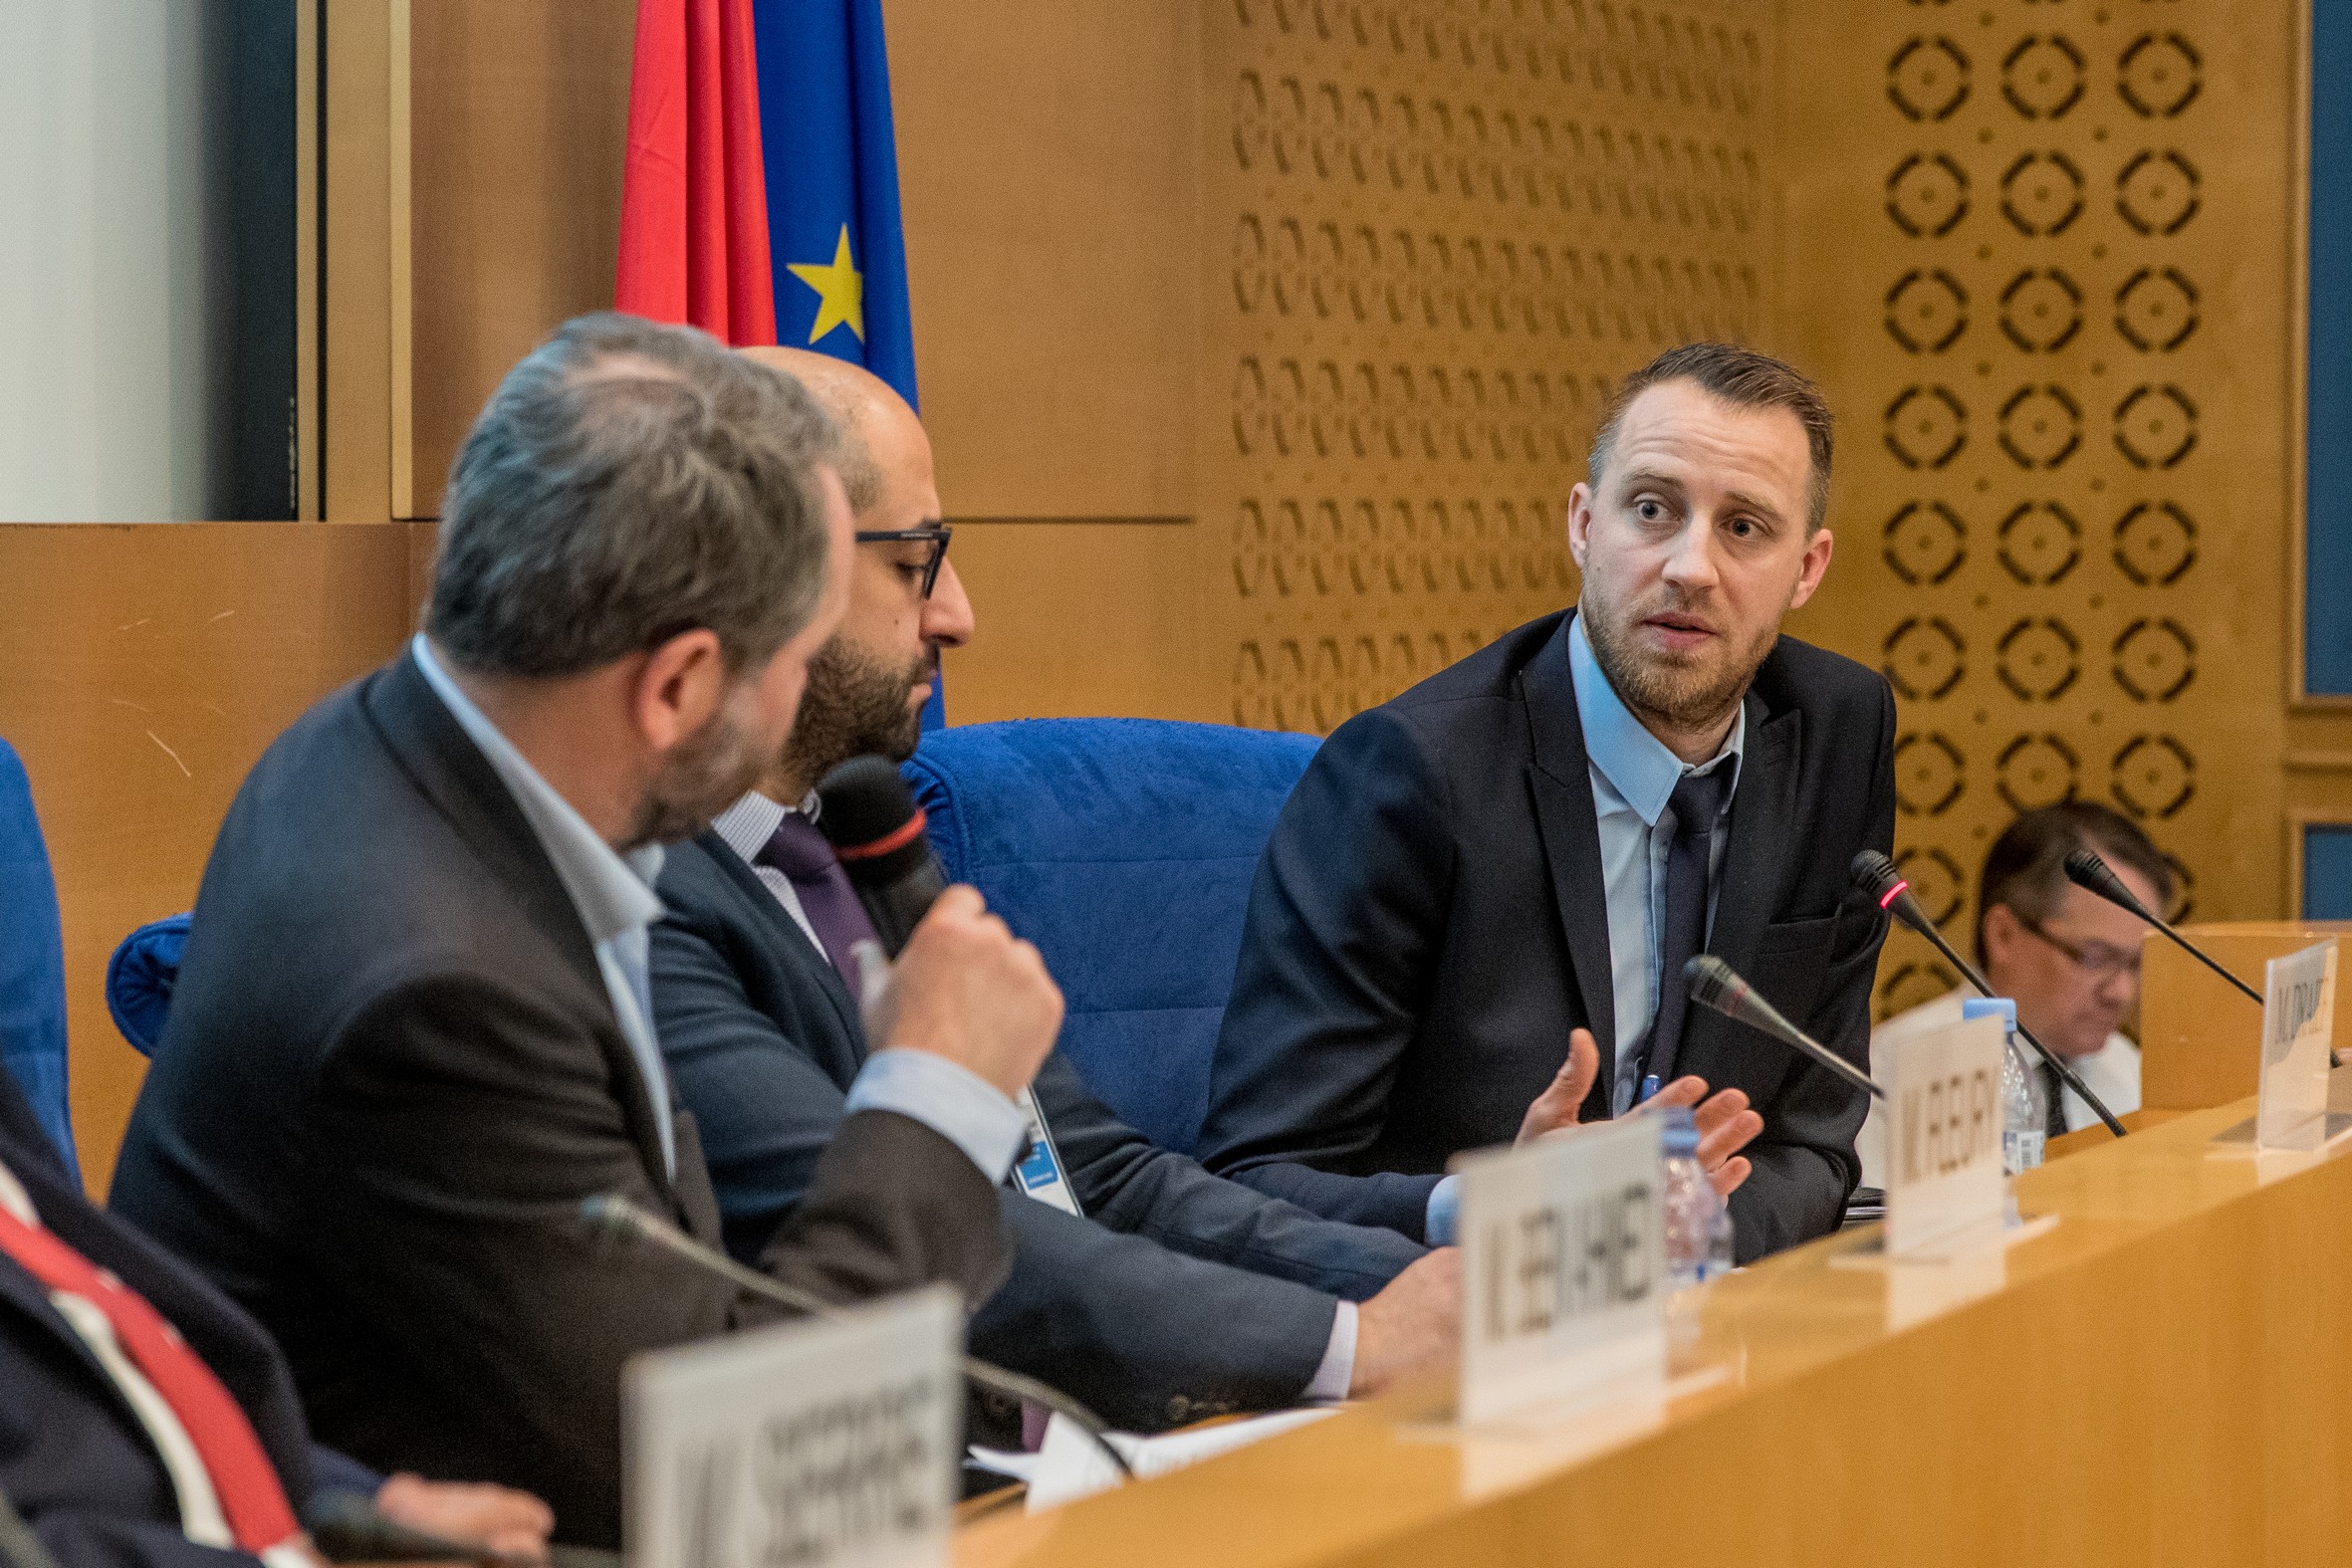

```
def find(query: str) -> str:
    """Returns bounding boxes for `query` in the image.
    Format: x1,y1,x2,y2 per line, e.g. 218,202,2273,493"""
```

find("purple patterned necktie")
753,811,881,983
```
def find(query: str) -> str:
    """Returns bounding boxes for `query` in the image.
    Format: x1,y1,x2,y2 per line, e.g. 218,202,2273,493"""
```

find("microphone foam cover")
815,756,919,851
1850,849,1903,900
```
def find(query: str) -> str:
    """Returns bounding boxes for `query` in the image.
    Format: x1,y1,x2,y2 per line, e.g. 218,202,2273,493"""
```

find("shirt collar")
410,636,664,947
710,788,823,868
1567,612,1745,827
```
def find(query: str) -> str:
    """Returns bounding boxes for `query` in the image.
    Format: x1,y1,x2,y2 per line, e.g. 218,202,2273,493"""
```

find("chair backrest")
906,718,1318,1156
108,913,192,1061
0,739,79,1183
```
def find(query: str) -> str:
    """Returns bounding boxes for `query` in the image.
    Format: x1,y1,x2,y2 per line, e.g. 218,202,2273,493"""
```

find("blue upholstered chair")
104,718,1320,1165
907,718,1317,1156
0,739,79,1182
107,913,190,1061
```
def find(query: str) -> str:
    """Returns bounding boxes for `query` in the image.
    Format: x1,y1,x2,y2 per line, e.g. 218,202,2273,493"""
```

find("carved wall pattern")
1206,0,1774,734
1780,2,2290,1018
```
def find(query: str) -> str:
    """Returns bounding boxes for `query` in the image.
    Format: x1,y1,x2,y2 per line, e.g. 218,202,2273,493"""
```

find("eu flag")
751,0,920,411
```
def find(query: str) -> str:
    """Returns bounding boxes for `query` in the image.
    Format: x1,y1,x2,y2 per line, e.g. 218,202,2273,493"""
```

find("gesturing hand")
1632,1076,1764,1198
1515,1028,1600,1145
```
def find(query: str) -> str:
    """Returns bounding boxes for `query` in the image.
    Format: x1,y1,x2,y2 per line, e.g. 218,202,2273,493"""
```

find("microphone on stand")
1851,851,2127,1138
1682,956,1887,1102
577,1195,1134,1479
2063,849,2263,1005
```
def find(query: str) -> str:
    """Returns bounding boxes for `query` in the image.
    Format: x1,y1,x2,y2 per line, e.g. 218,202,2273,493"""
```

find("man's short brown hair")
1586,342,1835,532
1975,801,2176,964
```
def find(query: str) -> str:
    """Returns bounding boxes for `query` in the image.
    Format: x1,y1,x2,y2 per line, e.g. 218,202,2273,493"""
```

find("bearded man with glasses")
1858,802,2173,1185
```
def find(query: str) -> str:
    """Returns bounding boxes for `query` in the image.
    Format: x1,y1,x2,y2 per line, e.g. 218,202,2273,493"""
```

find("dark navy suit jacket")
0,1070,340,1568
650,831,1429,1434
1198,612,1896,1262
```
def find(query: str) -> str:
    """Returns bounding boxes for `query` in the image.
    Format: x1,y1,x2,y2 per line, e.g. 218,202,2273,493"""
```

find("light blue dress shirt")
410,636,677,1179
1424,615,1744,1246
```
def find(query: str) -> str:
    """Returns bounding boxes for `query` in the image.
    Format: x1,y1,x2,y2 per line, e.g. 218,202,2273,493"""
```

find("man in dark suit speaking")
110,315,1063,1546
651,347,1461,1443
1200,343,1896,1262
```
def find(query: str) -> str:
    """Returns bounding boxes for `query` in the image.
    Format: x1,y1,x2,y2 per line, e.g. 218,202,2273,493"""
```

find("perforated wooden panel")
1779,1,2296,1014
1202,0,1776,733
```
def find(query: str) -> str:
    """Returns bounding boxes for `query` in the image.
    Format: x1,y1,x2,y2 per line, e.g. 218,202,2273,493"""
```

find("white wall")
0,1,210,522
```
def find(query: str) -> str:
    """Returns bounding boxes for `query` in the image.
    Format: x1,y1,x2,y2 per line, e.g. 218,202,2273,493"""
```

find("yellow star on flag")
786,225,865,345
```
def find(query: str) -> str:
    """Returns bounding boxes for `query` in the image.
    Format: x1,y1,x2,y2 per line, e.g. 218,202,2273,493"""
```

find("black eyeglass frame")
852,525,953,598
2014,912,2142,982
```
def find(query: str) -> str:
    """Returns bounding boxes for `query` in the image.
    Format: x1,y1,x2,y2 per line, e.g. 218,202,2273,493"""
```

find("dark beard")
785,636,933,789
1580,589,1770,738
623,701,767,850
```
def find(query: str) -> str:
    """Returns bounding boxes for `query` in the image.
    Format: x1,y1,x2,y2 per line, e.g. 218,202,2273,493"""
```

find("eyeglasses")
853,526,953,599
2016,914,2142,982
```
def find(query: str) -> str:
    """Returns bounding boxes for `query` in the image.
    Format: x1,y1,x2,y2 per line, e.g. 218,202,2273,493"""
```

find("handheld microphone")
306,1487,543,1568
1852,851,2127,1138
1682,956,1886,1102
577,1196,1134,1479
816,757,946,957
2063,848,2264,1006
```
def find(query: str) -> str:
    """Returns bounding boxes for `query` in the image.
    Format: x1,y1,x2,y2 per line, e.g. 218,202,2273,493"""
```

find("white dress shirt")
0,1159,243,1557
708,789,1357,1401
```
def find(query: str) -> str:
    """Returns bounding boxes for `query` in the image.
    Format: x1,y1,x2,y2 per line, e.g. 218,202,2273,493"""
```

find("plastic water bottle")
1661,1108,1735,1290
1966,997,2046,1175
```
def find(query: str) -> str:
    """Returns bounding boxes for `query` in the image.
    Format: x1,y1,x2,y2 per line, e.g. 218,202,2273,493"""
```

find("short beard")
1580,587,1773,739
623,699,768,851
784,636,932,792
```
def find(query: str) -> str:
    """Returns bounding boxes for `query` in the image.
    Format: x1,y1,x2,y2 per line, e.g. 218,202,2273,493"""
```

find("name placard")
2257,940,2338,1151
1883,1012,2005,1255
1453,1116,1664,1425
624,1287,960,1568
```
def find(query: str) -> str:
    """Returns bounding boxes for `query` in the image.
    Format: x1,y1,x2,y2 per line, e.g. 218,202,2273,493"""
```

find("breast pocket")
1743,914,1841,1026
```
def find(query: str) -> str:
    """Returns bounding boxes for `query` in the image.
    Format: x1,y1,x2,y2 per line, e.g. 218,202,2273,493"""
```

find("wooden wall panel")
885,0,1202,524
1778,1,2300,1015
324,0,395,523
0,524,424,1193
406,0,636,517
1199,0,1775,734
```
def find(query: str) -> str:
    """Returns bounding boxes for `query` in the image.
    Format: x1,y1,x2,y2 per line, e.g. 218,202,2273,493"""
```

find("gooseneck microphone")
577,1195,1135,1479
1852,851,2127,1138
816,757,947,956
2063,848,2264,1007
306,1488,547,1568
1683,956,1886,1102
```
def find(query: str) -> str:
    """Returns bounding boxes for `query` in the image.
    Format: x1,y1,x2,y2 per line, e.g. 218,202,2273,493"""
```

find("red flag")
615,0,777,345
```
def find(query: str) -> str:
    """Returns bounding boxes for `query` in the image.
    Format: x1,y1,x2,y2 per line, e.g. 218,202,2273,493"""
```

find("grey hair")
426,312,840,678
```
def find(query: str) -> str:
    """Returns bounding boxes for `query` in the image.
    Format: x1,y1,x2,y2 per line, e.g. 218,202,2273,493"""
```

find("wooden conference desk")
959,1098,2352,1564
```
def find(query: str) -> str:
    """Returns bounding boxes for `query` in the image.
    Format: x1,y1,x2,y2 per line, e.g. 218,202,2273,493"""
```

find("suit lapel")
696,831,869,1068
1520,616,1619,1100
362,654,678,1195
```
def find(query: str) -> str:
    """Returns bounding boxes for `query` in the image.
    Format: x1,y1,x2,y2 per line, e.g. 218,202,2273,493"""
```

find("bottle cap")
1660,1104,1699,1156
1961,997,2017,1027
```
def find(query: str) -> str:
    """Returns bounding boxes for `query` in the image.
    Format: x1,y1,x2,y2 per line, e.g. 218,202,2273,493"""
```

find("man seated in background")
108,315,1063,1547
1199,343,1892,1262
0,1064,551,1568
1858,803,2167,1184
651,347,1460,1441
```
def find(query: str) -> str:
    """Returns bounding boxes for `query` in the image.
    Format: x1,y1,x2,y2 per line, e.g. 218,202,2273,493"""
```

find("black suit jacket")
649,832,1429,1433
109,654,1009,1548
0,1069,311,1568
1198,611,1895,1261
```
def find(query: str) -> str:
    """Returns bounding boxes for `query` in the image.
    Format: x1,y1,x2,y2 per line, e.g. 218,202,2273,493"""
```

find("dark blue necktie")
1637,766,1732,1094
